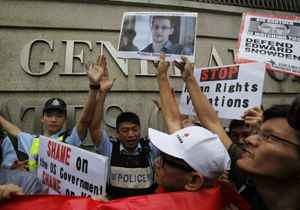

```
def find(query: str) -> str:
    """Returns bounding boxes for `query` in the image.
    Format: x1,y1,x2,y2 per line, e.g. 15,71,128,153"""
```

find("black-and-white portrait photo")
247,17,300,40
117,12,197,61
236,12,300,76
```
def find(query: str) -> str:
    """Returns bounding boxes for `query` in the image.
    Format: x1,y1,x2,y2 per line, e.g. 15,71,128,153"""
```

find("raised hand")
10,160,29,171
154,53,170,79
242,106,263,133
98,55,115,93
86,55,105,85
174,56,195,81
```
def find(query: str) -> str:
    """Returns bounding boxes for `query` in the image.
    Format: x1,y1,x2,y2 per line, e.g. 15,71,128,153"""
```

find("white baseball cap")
148,126,231,178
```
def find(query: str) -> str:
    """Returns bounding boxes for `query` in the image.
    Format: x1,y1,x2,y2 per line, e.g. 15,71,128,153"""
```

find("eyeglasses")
257,131,300,149
152,25,172,31
157,154,194,172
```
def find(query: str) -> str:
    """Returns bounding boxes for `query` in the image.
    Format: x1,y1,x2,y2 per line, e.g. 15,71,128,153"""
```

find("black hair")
263,104,300,145
229,120,246,133
262,104,300,160
263,104,290,122
288,95,300,130
288,96,300,145
116,112,140,130
151,16,175,28
259,22,290,30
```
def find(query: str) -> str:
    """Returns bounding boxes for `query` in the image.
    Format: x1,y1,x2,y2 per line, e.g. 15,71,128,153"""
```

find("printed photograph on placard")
117,12,197,62
236,12,300,77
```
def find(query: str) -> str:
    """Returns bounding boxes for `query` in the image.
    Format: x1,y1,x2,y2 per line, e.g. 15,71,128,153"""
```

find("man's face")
151,18,174,44
237,118,300,179
117,122,141,150
154,154,192,191
41,110,66,134
230,126,252,145
258,23,290,36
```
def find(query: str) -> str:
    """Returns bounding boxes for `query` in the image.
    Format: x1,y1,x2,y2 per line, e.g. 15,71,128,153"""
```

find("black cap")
43,98,66,114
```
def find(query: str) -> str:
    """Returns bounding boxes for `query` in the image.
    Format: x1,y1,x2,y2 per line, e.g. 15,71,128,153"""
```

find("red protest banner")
1,182,250,210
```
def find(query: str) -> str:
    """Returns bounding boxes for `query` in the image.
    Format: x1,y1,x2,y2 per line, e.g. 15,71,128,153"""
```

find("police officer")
0,63,104,172
0,134,18,169
0,132,43,197
0,109,18,169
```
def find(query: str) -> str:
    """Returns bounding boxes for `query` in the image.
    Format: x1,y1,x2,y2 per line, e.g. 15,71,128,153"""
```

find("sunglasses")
159,153,195,172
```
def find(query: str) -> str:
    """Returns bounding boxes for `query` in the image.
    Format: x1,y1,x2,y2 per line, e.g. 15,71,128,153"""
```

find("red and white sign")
236,12,300,77
37,136,108,197
180,62,265,120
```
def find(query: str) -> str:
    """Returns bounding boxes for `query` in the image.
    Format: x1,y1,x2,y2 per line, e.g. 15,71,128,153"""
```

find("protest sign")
117,12,197,62
180,63,265,120
236,12,300,77
37,136,108,197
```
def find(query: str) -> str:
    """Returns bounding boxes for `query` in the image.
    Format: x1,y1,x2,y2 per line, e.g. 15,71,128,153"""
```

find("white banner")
236,12,300,77
117,12,197,62
180,63,265,120
37,136,108,197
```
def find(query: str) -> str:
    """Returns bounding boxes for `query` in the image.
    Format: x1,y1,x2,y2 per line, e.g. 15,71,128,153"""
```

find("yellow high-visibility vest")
28,135,65,172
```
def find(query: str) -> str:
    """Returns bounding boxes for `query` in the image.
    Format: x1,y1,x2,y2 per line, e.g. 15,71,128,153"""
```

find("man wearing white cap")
152,53,231,192
149,126,230,192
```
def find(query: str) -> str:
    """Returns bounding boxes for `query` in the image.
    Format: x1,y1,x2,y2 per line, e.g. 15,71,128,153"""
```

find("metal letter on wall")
61,40,92,75
136,60,155,77
104,104,124,128
227,48,237,62
20,39,57,76
96,41,128,76
208,46,224,67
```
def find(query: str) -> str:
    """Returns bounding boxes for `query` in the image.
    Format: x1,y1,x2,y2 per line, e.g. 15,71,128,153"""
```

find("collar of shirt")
149,40,173,52
50,129,65,139
119,142,142,155
162,40,173,51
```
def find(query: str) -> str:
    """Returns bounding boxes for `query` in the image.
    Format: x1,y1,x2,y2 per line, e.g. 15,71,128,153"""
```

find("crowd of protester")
0,52,299,209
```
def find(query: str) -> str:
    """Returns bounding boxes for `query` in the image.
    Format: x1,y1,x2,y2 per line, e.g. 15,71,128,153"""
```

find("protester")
0,141,43,199
0,134,18,169
89,55,158,199
0,109,24,169
229,106,263,146
174,56,300,210
0,168,43,196
148,53,248,209
0,65,103,173
154,53,231,186
228,120,250,145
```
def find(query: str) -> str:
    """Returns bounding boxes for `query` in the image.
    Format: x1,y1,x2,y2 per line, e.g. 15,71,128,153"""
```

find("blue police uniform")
1,136,18,168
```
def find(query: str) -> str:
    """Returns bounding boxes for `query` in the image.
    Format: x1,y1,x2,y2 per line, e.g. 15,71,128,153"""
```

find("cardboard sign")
117,12,197,61
37,136,108,197
236,12,300,77
180,63,265,120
